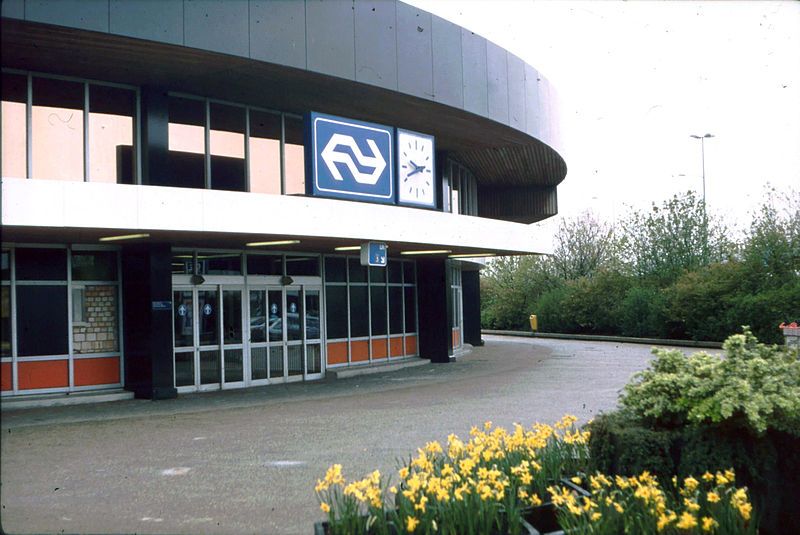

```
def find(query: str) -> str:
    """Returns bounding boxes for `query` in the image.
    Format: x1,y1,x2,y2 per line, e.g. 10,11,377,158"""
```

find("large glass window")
210,103,246,192
17,285,69,356
324,257,417,364
15,248,67,281
89,85,135,184
249,109,281,194
1,73,27,178
284,115,306,195
71,251,117,281
32,77,84,181
167,96,205,188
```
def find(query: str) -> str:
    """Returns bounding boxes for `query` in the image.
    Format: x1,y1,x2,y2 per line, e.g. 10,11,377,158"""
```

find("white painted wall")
1,178,553,254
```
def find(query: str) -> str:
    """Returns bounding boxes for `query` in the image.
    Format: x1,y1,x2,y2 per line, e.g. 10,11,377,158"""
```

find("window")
196,252,242,275
1,73,27,178
2,72,139,183
32,77,84,181
89,85,135,184
249,110,281,194
72,251,117,281
446,160,478,216
17,285,69,357
324,256,418,364
167,96,205,188
247,254,283,276
15,248,67,281
210,102,246,192
284,115,306,195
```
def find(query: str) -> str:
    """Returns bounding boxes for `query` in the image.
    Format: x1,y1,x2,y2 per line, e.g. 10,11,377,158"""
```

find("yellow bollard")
529,314,538,331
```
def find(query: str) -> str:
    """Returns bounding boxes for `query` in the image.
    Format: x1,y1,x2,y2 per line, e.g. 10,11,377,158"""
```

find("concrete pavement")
1,336,714,535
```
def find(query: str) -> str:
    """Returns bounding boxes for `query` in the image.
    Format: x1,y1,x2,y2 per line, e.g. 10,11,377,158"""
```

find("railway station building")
0,0,566,400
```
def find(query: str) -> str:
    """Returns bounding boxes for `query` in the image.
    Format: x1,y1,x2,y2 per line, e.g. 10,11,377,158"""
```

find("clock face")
396,129,435,208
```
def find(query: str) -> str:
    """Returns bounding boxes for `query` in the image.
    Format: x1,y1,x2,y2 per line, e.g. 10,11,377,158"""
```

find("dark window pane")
167,96,205,188
247,255,283,276
16,248,67,280
286,290,301,341
369,266,386,284
1,250,9,280
2,73,27,178
403,261,415,284
173,291,193,348
223,290,242,344
370,286,387,336
324,257,346,283
249,290,267,343
17,285,68,356
175,351,194,386
249,109,281,194
89,85,135,184
210,102,246,192
404,287,416,333
325,285,348,339
200,349,220,384
268,289,283,342
71,251,118,281
32,77,84,181
306,290,320,340
286,256,319,276
198,290,218,346
349,257,367,283
389,286,403,334
1,286,10,357
284,115,305,195
349,286,369,337
197,252,241,275
388,260,402,283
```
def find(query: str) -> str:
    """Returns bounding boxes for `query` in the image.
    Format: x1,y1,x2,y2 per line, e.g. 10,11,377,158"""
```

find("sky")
406,0,800,241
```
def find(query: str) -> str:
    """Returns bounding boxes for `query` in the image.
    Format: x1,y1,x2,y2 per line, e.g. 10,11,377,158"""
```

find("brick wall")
73,285,118,354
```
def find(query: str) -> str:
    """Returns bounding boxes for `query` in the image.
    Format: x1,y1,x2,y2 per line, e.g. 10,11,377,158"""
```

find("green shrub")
533,285,575,333
620,328,800,434
619,286,668,338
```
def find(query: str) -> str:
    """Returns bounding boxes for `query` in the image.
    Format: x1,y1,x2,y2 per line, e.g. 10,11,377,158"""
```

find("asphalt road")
0,336,712,535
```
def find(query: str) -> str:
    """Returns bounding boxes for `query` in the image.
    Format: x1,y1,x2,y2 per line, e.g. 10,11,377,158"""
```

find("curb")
1,389,135,411
482,330,724,349
327,357,430,379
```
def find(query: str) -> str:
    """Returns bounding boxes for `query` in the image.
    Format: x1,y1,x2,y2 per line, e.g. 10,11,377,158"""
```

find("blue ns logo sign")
308,113,394,204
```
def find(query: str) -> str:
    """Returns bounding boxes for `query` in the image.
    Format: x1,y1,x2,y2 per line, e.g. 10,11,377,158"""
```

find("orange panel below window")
18,360,68,390
390,337,404,357
1,362,11,391
327,342,348,365
351,340,369,362
405,335,417,356
452,329,460,348
372,338,388,359
74,357,120,387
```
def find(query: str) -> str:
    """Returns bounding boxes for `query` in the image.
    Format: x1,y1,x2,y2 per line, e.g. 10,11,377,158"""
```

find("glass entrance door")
176,283,324,391
221,287,244,388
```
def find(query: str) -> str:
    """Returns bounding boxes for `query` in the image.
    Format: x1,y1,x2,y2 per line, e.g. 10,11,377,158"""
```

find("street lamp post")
690,133,714,259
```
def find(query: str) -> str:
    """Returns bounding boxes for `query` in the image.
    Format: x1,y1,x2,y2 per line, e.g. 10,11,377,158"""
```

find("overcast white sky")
407,0,800,240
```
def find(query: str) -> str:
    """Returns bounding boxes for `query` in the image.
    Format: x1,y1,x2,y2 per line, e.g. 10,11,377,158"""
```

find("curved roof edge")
0,0,564,151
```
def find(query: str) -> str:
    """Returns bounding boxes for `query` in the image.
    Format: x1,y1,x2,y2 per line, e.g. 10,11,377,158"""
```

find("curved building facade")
0,0,566,399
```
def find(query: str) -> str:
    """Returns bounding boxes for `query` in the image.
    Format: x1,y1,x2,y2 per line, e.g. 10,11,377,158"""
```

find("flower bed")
313,416,756,534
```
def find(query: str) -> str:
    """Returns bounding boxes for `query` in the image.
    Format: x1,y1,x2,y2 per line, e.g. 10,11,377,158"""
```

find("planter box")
523,478,591,535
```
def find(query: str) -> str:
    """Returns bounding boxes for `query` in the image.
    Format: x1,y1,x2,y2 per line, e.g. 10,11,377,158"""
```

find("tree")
618,191,732,285
551,211,618,280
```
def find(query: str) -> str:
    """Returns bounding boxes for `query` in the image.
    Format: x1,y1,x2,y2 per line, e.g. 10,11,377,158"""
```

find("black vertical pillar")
462,268,483,346
416,258,453,363
140,86,170,186
122,243,176,400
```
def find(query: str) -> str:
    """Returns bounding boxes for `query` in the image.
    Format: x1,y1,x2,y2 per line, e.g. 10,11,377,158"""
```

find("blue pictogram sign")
307,112,394,204
360,242,388,267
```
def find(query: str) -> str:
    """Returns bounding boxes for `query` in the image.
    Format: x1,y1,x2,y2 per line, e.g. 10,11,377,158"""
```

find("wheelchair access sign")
307,112,394,204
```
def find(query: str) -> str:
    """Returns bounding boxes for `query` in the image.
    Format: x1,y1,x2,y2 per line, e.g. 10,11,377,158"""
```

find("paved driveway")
1,336,705,535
